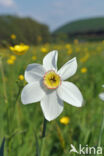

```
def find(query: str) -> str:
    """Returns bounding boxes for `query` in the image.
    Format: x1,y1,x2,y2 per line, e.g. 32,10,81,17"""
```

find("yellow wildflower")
18,75,24,80
32,56,37,61
41,47,48,53
74,39,79,45
96,47,101,52
37,36,42,42
67,48,72,55
7,59,14,64
10,44,29,55
80,53,89,63
81,67,87,73
60,116,70,125
10,55,16,61
102,40,104,44
65,44,71,49
84,48,88,52
75,47,80,52
10,34,16,40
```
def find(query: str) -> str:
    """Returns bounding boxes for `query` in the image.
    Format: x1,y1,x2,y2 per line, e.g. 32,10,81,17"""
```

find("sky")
0,0,104,31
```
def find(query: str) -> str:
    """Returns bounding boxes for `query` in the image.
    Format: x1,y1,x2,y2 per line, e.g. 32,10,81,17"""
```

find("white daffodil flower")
99,85,104,101
21,50,83,121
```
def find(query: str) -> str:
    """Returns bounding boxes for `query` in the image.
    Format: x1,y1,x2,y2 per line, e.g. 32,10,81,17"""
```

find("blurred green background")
0,0,104,155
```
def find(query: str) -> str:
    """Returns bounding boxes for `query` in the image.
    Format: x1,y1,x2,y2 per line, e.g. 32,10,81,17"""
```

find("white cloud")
0,0,15,7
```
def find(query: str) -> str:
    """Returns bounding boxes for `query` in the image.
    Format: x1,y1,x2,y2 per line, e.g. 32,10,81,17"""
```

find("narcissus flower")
99,85,104,101
21,50,83,121
10,44,29,55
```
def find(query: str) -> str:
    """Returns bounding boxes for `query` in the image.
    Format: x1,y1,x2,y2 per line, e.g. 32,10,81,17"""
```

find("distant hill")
0,15,50,45
53,17,104,41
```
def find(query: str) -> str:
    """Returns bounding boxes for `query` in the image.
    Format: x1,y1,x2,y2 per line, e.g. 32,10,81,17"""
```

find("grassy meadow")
0,41,104,156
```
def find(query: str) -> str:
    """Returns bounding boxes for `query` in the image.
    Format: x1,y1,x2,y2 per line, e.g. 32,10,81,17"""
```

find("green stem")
12,86,23,127
0,137,5,156
41,118,47,138
40,118,47,156
15,86,23,103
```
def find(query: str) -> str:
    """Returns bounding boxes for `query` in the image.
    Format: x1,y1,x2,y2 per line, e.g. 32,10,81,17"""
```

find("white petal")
57,81,83,107
102,85,104,88
25,63,45,83
21,82,45,104
99,93,104,101
58,57,77,80
41,90,64,121
43,50,58,71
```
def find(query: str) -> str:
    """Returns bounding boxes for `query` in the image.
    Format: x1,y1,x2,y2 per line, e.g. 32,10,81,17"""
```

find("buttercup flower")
41,47,48,53
65,44,71,49
99,85,104,101
60,116,70,125
74,39,79,45
37,36,42,42
67,48,72,55
7,59,14,64
32,56,37,61
21,50,83,121
10,44,29,55
18,75,24,81
81,67,87,73
10,34,16,40
10,55,16,61
80,53,89,63
76,47,80,52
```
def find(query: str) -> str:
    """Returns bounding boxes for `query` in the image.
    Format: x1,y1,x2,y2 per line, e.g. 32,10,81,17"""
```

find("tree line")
0,15,51,46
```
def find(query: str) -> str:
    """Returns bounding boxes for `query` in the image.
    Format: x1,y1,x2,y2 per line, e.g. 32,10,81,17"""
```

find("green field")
0,41,104,156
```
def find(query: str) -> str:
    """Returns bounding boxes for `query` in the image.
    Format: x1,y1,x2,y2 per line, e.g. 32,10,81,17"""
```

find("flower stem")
41,118,47,138
40,118,47,156
0,137,5,156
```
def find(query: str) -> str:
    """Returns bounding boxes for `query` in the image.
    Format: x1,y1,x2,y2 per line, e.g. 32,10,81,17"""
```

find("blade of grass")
34,131,40,156
98,111,104,147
